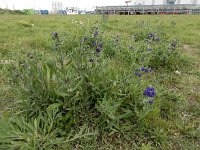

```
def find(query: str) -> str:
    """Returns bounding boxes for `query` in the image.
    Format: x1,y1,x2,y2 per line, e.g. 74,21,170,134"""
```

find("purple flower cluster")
93,43,103,54
134,67,153,78
92,41,97,47
134,72,142,77
96,48,101,53
98,43,103,48
92,29,103,54
80,26,103,61
80,37,88,43
140,67,153,73
147,33,155,39
94,31,98,38
147,33,160,43
143,86,156,98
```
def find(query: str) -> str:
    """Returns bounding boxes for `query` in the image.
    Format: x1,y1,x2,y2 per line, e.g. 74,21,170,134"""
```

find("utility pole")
125,1,131,15
125,1,131,6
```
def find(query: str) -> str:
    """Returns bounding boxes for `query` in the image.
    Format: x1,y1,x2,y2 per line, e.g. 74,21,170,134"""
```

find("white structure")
177,0,181,4
126,0,199,5
130,0,145,5
66,7,79,15
163,0,167,4
52,1,63,14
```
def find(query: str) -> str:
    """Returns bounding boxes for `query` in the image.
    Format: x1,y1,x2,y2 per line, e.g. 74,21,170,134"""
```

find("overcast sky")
0,0,199,10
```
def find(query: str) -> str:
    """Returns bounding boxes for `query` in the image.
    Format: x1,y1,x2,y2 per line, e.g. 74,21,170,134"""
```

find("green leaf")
46,103,61,111
55,89,69,97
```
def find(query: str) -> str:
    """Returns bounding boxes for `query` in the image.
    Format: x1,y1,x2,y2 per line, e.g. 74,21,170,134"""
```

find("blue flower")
134,72,142,77
148,99,154,105
147,33,154,39
92,41,97,47
94,31,98,37
98,43,103,48
140,67,145,71
96,48,101,53
83,37,87,41
143,87,156,98
140,67,152,73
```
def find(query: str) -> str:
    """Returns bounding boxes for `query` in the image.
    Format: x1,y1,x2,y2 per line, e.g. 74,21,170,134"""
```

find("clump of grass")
18,21,34,28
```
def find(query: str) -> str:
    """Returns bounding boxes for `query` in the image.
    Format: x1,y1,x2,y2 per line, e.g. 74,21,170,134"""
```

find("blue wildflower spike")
143,86,156,98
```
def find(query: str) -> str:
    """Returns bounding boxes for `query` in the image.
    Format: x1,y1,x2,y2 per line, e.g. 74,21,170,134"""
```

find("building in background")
166,0,176,4
177,0,181,4
163,0,167,5
52,1,63,14
96,0,200,15
130,0,145,5
124,0,199,5
66,7,79,15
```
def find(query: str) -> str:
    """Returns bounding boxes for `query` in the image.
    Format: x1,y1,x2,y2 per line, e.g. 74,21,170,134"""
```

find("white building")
128,0,198,5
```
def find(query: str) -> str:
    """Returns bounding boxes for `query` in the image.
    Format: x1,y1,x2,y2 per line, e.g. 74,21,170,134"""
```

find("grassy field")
0,14,200,149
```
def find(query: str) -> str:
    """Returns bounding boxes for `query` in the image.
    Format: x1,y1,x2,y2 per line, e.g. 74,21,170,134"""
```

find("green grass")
0,14,200,149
